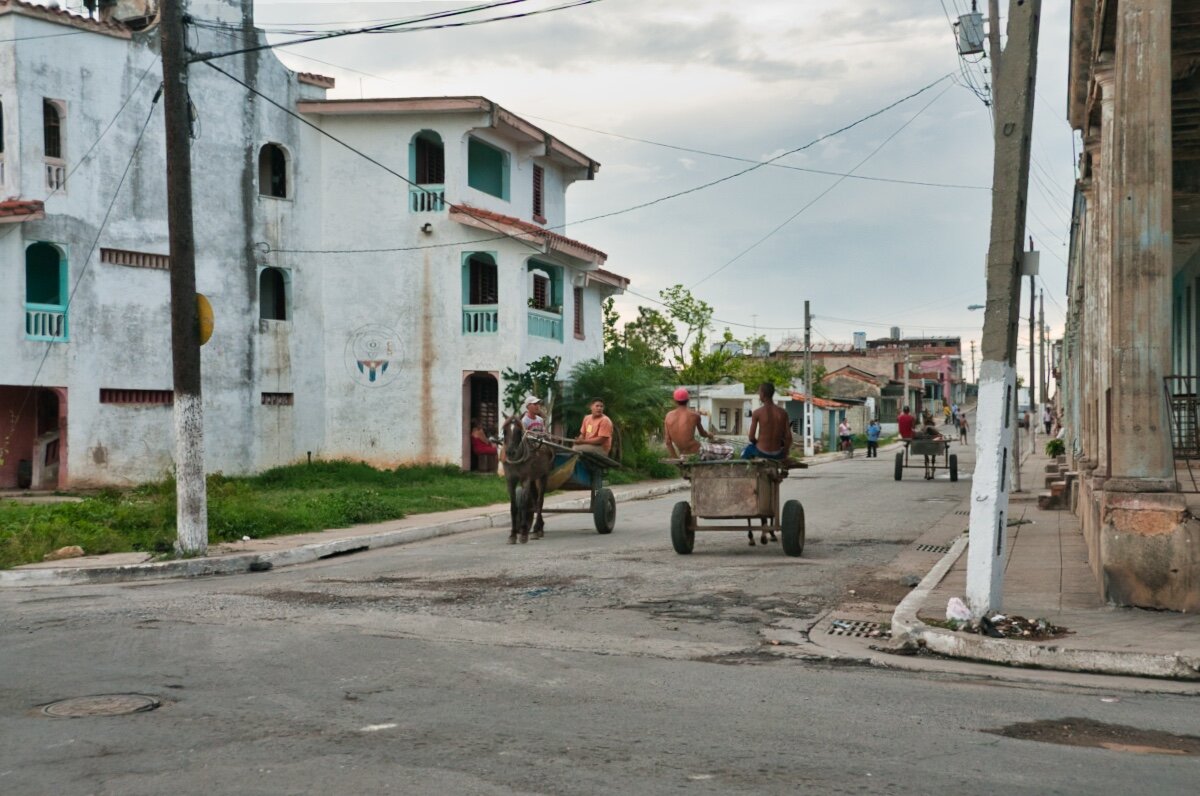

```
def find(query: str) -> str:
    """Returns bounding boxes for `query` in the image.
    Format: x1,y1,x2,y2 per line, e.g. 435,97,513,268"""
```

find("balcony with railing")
410,184,445,212
463,304,499,335
25,303,68,342
527,307,563,341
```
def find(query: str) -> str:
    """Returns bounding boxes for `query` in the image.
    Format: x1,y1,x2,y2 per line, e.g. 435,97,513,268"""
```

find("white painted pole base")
174,392,209,555
803,400,814,457
965,359,1015,618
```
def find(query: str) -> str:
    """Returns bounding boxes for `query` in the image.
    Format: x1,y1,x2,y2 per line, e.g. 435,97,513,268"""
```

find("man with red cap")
664,387,715,457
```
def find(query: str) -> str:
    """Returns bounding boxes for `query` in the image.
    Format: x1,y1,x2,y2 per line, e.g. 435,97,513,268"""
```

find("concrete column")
1094,67,1115,478
1107,0,1175,491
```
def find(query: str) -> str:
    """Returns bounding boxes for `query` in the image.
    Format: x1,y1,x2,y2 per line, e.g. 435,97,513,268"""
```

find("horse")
499,415,556,544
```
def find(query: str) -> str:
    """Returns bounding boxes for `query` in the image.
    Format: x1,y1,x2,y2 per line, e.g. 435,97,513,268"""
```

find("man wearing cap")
664,387,715,458
574,398,613,455
521,396,546,434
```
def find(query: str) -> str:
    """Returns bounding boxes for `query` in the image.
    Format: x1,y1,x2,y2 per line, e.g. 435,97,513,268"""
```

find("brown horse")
500,415,555,544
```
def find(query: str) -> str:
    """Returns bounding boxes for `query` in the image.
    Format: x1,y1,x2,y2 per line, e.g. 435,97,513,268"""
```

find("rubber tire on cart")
593,487,616,534
670,501,694,554
949,454,958,482
894,451,904,481
781,500,805,557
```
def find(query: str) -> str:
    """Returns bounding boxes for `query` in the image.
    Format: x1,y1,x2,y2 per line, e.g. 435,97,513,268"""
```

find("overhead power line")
191,0,605,63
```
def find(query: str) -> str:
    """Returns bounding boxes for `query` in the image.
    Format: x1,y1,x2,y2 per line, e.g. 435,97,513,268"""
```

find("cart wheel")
894,451,904,481
949,454,959,482
670,501,694,554
781,500,805,557
593,487,616,534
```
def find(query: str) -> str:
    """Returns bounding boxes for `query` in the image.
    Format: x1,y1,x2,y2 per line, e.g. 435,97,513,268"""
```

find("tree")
562,352,671,459
622,306,679,368
501,356,561,417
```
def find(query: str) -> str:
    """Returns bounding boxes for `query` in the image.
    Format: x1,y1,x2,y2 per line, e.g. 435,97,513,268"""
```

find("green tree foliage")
501,356,561,417
562,352,671,460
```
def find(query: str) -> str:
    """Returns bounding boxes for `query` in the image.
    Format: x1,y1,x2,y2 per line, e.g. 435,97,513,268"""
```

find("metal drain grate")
827,618,887,638
41,694,161,718
915,543,951,554
954,510,970,516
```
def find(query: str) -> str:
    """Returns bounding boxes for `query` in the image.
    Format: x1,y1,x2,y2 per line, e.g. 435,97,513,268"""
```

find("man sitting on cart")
521,396,546,434
664,387,716,458
574,398,613,456
741,382,792,460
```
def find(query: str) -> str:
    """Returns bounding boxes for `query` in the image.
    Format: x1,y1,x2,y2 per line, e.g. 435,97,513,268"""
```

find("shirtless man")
664,387,714,457
741,382,792,460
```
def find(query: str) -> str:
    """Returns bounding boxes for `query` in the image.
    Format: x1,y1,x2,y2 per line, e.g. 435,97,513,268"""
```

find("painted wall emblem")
345,324,402,387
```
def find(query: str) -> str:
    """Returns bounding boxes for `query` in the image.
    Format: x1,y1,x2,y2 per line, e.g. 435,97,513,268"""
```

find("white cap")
526,396,542,405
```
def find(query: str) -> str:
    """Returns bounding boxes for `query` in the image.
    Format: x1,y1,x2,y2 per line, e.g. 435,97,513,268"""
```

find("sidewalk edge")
0,481,689,588
891,536,1200,681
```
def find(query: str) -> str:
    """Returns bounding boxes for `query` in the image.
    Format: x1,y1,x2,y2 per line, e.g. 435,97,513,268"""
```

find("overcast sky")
250,1,1075,379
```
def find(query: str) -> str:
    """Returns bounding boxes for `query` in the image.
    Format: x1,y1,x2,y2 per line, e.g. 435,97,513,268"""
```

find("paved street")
3,447,1198,794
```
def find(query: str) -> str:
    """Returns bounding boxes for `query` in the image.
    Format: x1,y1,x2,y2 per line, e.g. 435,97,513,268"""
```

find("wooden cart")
669,459,805,556
894,438,958,481
532,440,621,534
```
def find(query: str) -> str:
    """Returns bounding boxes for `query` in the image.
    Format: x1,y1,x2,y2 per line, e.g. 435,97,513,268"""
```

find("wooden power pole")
161,1,208,555
1038,289,1046,406
966,0,1040,618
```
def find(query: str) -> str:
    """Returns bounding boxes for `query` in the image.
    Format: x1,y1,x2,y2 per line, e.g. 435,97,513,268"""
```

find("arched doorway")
462,371,499,471
0,386,65,490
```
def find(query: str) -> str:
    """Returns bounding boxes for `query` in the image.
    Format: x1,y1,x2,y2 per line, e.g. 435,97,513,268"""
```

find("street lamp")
967,304,985,311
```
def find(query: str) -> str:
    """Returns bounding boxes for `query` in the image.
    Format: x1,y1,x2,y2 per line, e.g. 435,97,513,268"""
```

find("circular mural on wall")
345,324,403,387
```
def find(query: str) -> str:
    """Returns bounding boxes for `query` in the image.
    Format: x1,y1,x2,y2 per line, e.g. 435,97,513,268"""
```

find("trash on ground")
961,613,1071,640
900,575,921,588
524,587,553,598
945,596,971,622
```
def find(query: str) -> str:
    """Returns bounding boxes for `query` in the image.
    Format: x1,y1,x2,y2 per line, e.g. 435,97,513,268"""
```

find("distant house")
0,0,627,489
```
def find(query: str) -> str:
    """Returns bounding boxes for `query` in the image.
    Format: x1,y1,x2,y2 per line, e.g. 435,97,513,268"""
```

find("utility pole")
970,340,977,384
1038,290,1046,406
965,0,1040,619
803,301,814,456
161,1,208,555
1029,238,1036,420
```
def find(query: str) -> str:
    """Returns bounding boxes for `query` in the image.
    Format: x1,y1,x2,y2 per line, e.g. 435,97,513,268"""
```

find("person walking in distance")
837,418,853,456
1042,405,1053,435
741,383,792,460
865,418,881,458
897,406,916,441
958,413,969,445
663,387,714,458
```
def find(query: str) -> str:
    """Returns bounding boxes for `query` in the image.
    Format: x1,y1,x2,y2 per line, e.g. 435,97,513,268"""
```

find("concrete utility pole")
966,0,1040,618
161,1,208,555
1039,290,1046,406
1029,241,1036,418
970,340,977,383
803,301,814,456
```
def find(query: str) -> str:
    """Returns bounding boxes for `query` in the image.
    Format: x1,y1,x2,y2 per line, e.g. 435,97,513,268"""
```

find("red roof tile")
297,72,336,89
0,199,45,223
0,1,130,38
449,204,608,262
789,392,851,409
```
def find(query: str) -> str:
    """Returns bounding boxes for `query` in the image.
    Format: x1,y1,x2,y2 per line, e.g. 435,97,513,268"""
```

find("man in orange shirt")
574,398,613,456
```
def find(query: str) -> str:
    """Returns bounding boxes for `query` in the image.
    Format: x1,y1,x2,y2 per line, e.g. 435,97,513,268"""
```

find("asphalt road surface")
3,444,1198,794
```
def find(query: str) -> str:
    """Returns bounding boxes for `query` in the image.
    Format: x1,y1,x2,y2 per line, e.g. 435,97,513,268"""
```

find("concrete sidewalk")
893,441,1200,680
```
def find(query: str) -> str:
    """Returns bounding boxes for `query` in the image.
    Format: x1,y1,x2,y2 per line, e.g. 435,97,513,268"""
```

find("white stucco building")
0,0,626,489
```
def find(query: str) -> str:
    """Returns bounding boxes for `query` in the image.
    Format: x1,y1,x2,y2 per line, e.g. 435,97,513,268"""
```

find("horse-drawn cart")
534,440,621,534
894,438,958,481
669,459,805,556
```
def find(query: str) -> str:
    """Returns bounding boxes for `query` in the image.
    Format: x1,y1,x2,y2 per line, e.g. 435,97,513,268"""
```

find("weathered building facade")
0,0,624,490
1064,0,1200,610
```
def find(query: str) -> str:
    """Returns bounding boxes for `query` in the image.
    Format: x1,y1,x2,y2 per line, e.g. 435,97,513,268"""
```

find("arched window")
26,242,63,305
466,254,497,305
258,143,288,198
259,267,287,321
43,100,62,159
412,131,444,185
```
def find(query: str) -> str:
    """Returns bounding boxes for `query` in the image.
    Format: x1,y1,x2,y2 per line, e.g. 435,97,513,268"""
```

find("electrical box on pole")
955,11,986,56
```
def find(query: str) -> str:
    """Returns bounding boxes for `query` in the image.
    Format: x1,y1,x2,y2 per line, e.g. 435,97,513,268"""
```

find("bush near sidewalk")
0,457,679,569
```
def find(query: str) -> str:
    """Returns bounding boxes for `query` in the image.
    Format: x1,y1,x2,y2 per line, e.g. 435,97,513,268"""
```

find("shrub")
1044,438,1065,457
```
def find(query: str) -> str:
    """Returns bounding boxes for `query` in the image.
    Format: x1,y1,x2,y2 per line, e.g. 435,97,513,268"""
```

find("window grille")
101,248,170,270
99,389,173,405
469,256,498,305
261,392,294,406
532,275,549,309
43,100,62,159
573,286,584,337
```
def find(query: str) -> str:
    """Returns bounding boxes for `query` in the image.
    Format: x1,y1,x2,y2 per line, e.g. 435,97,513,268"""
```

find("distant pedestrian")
943,404,952,427
951,403,959,426
865,419,881,458
1042,406,1052,435
837,419,853,456
958,414,968,445
897,406,916,440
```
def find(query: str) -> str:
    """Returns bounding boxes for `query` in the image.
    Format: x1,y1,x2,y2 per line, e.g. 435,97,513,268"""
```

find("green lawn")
0,457,679,569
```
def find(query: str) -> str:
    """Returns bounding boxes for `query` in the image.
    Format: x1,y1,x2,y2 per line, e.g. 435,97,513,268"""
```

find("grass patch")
0,462,509,570
0,456,681,570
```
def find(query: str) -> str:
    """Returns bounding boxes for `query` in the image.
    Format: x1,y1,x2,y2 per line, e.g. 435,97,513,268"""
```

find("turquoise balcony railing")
24,303,68,342
463,304,499,335
410,184,445,212
527,308,562,341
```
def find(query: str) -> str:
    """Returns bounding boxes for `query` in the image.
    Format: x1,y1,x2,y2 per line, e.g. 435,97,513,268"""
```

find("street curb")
0,481,689,588
891,536,1200,681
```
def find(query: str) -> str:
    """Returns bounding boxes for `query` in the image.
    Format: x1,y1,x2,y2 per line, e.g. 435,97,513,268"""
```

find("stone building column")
1107,0,1175,490
1093,66,1115,478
